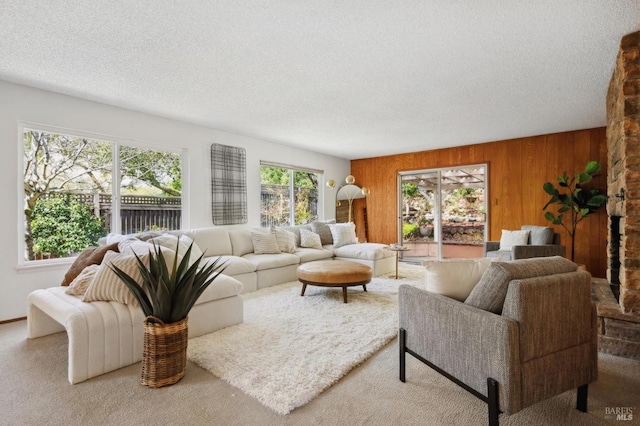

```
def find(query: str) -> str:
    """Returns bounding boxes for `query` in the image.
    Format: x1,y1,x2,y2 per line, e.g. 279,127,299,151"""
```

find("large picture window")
22,126,183,263
260,162,320,227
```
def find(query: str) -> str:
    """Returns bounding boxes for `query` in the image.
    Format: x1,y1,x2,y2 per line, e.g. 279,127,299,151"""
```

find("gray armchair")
485,225,565,261
399,256,597,425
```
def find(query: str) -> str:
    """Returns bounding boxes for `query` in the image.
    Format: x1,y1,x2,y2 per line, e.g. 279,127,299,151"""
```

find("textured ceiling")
1,1,638,160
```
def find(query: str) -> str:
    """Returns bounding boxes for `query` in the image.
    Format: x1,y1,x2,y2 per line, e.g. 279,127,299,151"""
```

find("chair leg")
399,328,406,382
576,384,588,413
487,378,499,426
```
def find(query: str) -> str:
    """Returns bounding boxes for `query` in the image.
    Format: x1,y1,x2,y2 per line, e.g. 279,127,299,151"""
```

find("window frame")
259,161,323,227
17,121,188,269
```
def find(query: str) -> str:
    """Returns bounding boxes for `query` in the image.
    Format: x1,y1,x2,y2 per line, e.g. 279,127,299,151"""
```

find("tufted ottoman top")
296,260,372,284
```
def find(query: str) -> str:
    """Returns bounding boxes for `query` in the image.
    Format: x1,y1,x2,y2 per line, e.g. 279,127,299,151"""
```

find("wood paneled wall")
350,127,608,278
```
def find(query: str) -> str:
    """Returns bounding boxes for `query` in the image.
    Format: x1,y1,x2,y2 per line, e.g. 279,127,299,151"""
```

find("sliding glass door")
398,164,487,261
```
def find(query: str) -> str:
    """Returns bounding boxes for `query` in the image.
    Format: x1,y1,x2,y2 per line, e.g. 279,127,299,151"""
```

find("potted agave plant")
110,239,226,388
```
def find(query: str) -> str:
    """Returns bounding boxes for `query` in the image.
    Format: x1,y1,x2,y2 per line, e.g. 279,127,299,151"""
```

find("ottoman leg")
342,287,348,303
363,285,367,292
301,283,307,296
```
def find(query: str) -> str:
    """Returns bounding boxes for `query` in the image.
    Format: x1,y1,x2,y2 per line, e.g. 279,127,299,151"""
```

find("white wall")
0,80,350,321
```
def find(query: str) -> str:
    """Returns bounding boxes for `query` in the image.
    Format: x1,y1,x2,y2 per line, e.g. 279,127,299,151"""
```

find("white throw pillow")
148,233,204,266
65,264,100,297
251,231,281,254
83,251,143,306
329,222,358,248
424,258,494,302
299,228,323,249
499,229,530,251
272,228,297,253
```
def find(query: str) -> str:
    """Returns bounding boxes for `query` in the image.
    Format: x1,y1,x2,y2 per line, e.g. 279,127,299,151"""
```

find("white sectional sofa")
175,224,396,292
27,222,394,384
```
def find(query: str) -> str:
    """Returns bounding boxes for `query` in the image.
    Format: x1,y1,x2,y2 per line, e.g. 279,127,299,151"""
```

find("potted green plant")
110,239,226,388
542,161,608,262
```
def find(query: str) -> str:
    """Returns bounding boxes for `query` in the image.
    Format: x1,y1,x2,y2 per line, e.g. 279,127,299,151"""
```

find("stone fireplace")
600,29,640,360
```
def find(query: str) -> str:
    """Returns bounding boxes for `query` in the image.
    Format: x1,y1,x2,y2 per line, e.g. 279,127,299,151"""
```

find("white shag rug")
188,265,425,415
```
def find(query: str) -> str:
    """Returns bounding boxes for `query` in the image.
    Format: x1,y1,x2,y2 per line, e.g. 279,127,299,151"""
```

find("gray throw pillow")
311,221,333,245
464,256,577,314
521,225,554,245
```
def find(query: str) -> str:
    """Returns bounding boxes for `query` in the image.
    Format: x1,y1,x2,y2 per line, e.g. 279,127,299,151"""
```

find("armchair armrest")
485,241,500,254
399,284,521,412
511,244,566,259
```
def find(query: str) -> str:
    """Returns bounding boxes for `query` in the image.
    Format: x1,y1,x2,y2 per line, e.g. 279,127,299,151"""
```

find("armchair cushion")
499,229,530,251
464,256,577,314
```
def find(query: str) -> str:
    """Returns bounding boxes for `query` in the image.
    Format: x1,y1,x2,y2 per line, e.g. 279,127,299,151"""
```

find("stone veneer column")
607,30,640,314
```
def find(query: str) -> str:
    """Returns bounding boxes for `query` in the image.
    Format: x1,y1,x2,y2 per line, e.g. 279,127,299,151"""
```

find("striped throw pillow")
272,228,297,253
251,231,281,254
300,228,322,249
82,251,145,306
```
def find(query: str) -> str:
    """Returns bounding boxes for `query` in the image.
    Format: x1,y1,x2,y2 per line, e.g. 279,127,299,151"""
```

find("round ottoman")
296,260,373,303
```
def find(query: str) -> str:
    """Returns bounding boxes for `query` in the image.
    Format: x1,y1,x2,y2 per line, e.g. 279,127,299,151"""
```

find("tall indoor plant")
110,240,226,387
542,161,608,262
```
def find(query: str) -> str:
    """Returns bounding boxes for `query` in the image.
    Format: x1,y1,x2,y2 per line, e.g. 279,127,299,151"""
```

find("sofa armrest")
399,284,521,413
511,244,566,259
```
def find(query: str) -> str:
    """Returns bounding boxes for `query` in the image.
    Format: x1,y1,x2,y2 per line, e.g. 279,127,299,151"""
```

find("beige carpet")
2,265,639,425
188,269,424,414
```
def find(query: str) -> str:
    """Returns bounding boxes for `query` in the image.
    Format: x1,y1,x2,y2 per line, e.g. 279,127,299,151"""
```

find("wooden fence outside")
41,192,182,235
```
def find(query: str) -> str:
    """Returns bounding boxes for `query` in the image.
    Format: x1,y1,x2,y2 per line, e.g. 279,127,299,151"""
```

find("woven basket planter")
141,316,188,388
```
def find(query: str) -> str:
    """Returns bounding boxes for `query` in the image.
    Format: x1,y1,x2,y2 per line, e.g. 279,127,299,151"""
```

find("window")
260,163,320,227
22,125,183,263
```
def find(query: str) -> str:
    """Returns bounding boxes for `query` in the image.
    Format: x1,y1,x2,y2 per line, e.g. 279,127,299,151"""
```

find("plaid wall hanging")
210,144,247,225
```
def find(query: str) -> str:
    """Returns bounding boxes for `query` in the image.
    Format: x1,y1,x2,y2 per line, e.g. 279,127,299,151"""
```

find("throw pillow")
148,233,204,266
329,222,358,248
521,225,554,245
251,231,281,254
272,228,296,253
82,251,144,306
311,221,333,245
60,242,119,286
465,256,578,314
65,264,100,297
424,258,494,302
299,228,323,249
499,229,530,251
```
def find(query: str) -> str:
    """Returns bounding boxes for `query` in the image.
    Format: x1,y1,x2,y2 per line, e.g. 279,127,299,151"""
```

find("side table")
386,245,411,279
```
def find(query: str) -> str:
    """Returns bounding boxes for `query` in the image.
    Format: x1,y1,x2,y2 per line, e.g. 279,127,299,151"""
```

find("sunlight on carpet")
188,265,425,414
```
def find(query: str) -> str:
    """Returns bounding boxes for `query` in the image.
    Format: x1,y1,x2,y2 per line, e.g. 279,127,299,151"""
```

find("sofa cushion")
300,229,323,249
329,222,358,248
424,258,494,302
242,253,300,271
229,229,256,257
311,221,333,245
194,274,243,305
521,225,554,245
186,227,233,256
61,242,119,286
251,231,281,254
332,242,392,261
499,229,530,251
202,255,256,275
295,247,334,263
465,256,578,314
